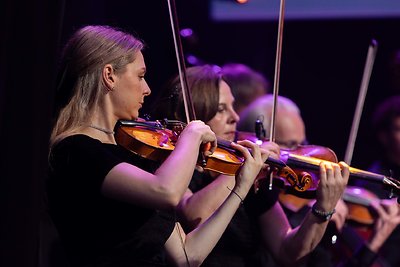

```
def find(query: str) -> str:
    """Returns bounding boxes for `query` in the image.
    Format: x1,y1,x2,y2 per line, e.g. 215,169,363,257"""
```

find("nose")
143,79,151,96
229,108,240,124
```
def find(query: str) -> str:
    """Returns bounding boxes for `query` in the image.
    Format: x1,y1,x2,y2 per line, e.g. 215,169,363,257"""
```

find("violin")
115,119,301,181
235,130,400,199
116,120,400,199
115,119,244,175
343,185,378,226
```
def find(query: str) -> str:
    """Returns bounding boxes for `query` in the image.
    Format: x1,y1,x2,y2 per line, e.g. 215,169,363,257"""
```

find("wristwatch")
311,203,336,221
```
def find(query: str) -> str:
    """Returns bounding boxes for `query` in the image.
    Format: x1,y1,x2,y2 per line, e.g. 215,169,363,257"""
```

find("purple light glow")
180,28,193,38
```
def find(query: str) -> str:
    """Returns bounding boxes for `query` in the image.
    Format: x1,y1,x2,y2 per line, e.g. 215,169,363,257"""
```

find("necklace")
88,125,115,135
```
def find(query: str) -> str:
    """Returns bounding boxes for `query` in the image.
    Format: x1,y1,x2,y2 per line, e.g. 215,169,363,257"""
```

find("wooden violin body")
115,120,244,176
115,120,177,162
343,185,378,226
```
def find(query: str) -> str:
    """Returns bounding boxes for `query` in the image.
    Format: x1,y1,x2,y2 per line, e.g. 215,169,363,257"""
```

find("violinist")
238,94,400,267
152,64,350,266
46,25,270,267
354,95,400,266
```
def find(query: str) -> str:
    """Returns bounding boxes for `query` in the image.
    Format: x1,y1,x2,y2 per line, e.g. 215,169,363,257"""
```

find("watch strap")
311,203,336,221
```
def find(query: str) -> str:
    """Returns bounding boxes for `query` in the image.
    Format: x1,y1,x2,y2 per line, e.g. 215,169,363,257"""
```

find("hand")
181,120,217,156
230,140,267,198
368,198,400,252
315,161,349,213
330,199,348,231
259,141,281,160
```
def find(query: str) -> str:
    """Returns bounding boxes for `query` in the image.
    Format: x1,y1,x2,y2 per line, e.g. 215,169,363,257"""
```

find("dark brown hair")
153,65,222,123
221,63,269,112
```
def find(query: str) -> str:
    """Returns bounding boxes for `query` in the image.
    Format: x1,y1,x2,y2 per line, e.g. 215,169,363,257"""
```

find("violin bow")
167,0,213,166
344,40,378,165
167,0,196,123
268,0,286,190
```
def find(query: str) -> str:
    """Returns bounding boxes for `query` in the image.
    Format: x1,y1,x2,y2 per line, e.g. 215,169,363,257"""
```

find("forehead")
218,80,234,101
276,110,305,140
123,51,145,71
132,51,145,68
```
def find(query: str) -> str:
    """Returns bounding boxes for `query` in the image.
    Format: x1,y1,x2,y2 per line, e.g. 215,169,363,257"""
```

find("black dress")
189,171,279,267
47,135,175,267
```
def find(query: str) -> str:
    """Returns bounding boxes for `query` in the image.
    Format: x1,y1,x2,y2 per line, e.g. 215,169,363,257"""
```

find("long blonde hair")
50,25,144,146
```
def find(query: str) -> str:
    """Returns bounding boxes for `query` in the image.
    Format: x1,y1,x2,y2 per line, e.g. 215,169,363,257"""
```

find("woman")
47,25,269,267
153,65,350,266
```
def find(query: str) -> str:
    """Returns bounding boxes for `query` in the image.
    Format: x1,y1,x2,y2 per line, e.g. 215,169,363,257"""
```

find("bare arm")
101,121,217,210
177,140,280,230
165,191,243,266
165,140,268,266
177,174,234,229
260,162,350,266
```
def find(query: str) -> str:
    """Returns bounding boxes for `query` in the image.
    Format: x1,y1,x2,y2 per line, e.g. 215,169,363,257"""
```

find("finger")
319,162,327,185
237,139,259,150
324,162,334,181
338,161,350,184
381,199,399,216
259,148,271,163
370,200,388,219
236,140,261,161
260,141,280,158
202,128,217,154
337,214,346,230
230,141,252,160
209,138,217,154
332,162,341,180
201,142,211,153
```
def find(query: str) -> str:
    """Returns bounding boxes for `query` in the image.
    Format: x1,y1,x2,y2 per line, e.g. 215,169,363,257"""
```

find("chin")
223,134,235,142
130,112,139,120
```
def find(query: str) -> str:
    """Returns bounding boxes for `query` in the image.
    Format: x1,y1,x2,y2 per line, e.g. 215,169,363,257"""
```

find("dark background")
1,1,399,266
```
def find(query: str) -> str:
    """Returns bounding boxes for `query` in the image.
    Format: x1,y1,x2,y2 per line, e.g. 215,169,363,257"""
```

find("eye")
217,104,227,113
277,140,300,150
138,70,146,80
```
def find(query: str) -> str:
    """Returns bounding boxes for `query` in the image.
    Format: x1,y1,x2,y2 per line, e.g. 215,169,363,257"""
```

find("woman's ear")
102,64,116,91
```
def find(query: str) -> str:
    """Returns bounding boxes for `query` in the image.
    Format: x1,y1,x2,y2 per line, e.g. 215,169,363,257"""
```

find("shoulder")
53,134,103,149
49,134,124,174
51,134,116,158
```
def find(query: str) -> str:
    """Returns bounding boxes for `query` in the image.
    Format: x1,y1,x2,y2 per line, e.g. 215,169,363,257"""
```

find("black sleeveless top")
47,135,175,266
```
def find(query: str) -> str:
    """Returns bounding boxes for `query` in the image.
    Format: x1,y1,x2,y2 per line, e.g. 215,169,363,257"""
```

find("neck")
88,124,114,135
